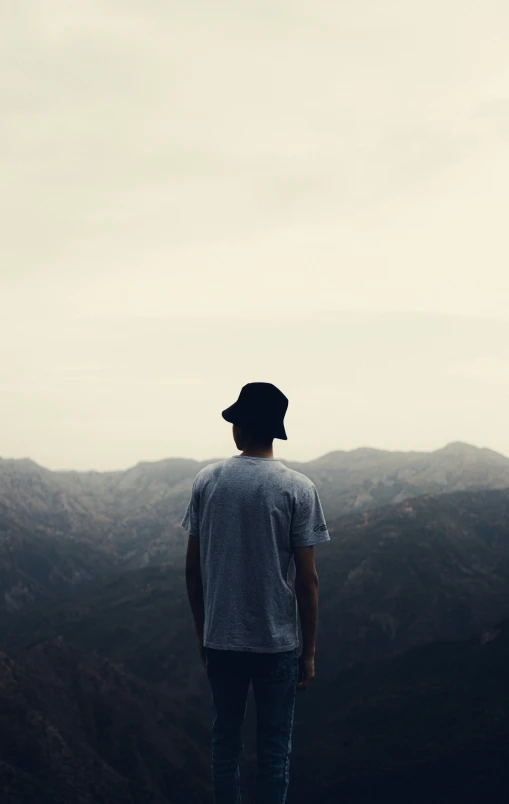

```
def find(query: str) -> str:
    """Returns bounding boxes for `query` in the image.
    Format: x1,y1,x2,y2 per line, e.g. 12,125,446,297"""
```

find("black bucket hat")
222,382,288,440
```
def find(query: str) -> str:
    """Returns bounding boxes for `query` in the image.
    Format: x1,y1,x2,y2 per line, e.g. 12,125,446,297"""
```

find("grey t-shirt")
181,454,330,652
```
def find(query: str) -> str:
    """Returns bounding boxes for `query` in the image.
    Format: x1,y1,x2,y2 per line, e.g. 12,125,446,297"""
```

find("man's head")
223,383,288,453
232,423,274,452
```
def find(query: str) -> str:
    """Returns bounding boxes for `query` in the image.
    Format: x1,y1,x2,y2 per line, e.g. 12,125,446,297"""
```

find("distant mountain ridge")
3,441,509,534
2,441,509,611
314,440,509,464
295,440,509,522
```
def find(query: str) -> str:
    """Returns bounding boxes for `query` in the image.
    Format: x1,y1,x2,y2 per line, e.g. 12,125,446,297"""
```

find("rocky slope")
2,616,508,803
288,618,509,803
4,487,509,691
0,637,211,804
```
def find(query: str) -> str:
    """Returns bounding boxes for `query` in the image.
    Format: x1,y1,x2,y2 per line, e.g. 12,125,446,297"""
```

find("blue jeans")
204,646,299,804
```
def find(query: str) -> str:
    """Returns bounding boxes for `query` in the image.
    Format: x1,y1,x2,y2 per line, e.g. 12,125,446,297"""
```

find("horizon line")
1,440,508,474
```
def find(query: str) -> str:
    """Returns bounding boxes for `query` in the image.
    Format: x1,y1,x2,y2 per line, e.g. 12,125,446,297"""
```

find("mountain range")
2,441,509,611
4,484,509,685
2,441,509,802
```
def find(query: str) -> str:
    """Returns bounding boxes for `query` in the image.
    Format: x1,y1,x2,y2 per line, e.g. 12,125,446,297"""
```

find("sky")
2,0,509,471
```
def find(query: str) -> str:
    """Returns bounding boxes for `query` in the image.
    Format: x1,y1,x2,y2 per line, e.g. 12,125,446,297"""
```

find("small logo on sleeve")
313,524,328,532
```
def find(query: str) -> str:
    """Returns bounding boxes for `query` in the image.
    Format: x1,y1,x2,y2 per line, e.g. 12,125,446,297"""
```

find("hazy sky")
2,1,509,470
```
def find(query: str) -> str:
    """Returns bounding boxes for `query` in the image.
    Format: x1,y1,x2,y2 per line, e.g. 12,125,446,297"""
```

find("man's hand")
297,653,315,690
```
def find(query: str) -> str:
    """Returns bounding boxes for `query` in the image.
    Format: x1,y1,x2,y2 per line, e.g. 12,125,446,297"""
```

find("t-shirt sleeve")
181,475,201,538
290,481,330,548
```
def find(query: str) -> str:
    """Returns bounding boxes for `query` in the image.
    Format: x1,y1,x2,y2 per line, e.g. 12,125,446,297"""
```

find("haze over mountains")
2,441,509,802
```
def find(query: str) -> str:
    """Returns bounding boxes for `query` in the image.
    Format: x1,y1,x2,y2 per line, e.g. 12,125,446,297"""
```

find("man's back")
181,454,330,652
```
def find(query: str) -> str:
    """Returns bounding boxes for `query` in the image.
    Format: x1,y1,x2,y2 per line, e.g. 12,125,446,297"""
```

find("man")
182,382,330,804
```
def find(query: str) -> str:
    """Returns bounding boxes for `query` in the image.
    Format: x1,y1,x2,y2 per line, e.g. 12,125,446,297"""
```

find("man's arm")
185,534,205,641
294,545,319,657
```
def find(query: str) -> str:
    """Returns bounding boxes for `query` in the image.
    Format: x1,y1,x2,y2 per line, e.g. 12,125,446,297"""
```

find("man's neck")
239,449,274,459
